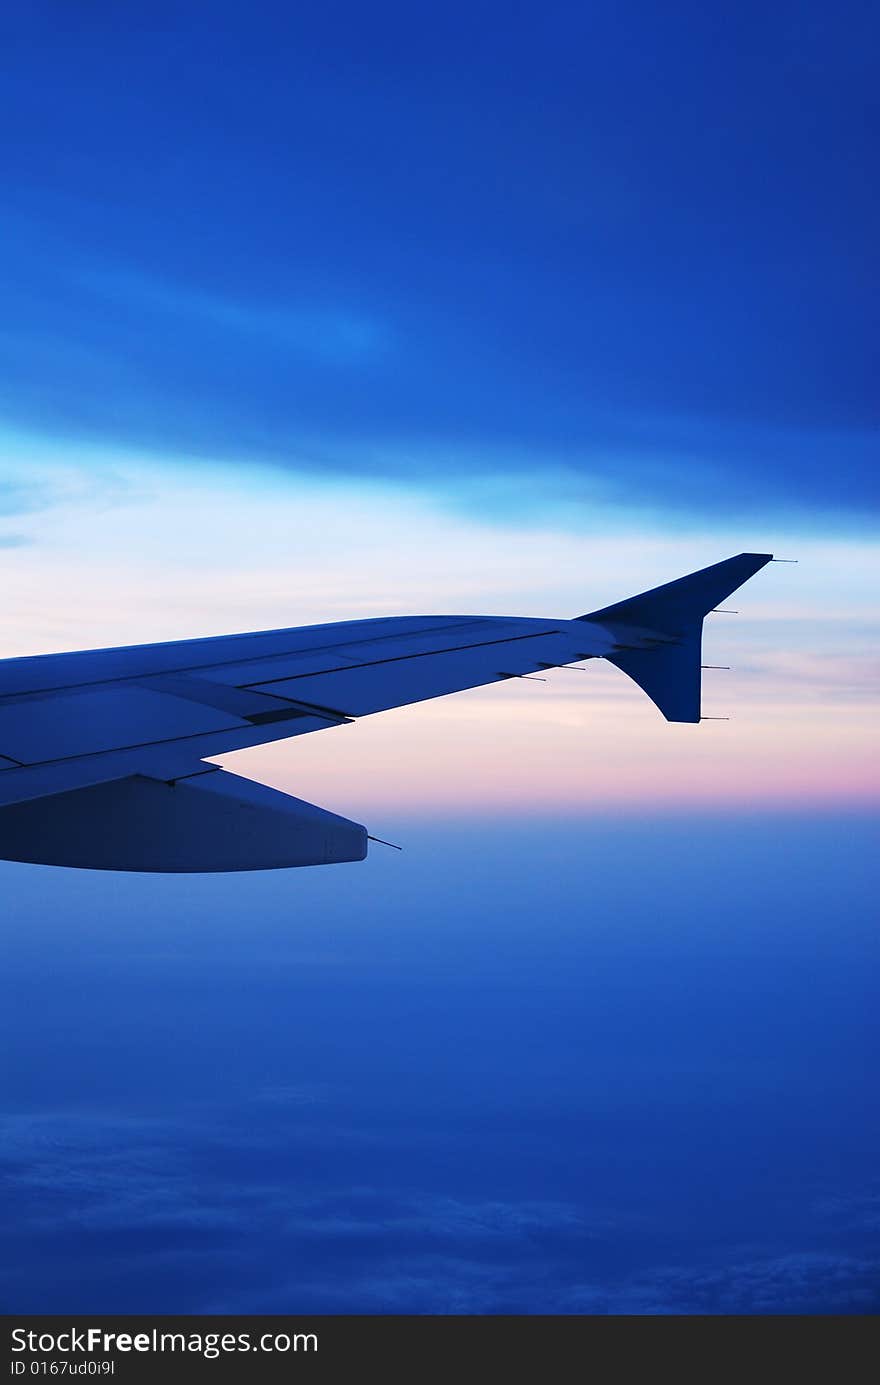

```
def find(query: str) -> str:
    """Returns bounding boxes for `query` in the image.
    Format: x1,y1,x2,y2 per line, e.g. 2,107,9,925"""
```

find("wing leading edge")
0,553,773,871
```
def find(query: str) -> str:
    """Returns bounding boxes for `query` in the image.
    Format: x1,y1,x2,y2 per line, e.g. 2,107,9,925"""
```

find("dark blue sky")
1,1,877,518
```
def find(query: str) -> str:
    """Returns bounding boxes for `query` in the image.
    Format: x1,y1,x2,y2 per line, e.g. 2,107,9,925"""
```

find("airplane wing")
0,552,773,871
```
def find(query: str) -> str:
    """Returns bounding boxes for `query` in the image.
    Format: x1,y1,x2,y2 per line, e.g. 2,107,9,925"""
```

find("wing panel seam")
243,628,563,689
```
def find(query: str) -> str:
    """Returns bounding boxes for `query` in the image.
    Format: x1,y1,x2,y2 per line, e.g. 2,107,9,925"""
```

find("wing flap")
0,746,217,811
0,685,249,765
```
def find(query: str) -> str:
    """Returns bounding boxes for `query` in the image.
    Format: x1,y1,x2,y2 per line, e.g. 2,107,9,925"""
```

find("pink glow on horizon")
214,669,880,816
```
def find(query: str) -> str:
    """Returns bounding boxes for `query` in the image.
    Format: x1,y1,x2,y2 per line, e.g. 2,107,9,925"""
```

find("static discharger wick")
538,662,588,672
368,835,403,851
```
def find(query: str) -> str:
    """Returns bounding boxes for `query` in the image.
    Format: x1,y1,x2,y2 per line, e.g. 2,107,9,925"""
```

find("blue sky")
1,1,877,522
0,0,878,1316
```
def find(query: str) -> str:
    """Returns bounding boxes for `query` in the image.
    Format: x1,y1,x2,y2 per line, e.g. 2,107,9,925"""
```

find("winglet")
579,553,773,723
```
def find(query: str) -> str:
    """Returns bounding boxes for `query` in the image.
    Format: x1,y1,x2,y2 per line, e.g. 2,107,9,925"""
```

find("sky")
0,0,878,1315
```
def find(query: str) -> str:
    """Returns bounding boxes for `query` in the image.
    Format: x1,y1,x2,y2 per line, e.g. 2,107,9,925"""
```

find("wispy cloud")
3,1108,878,1314
207,1243,880,1315
1,1110,587,1240
558,1252,880,1315
78,268,391,364
0,477,52,519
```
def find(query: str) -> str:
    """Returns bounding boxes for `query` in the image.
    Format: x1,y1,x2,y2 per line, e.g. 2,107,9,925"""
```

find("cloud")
277,1192,594,1244
3,1109,878,1314
0,478,51,518
0,1109,600,1313
812,1190,880,1233
78,268,391,365
0,1110,587,1242
559,1252,880,1315
0,445,138,522
215,1249,880,1315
